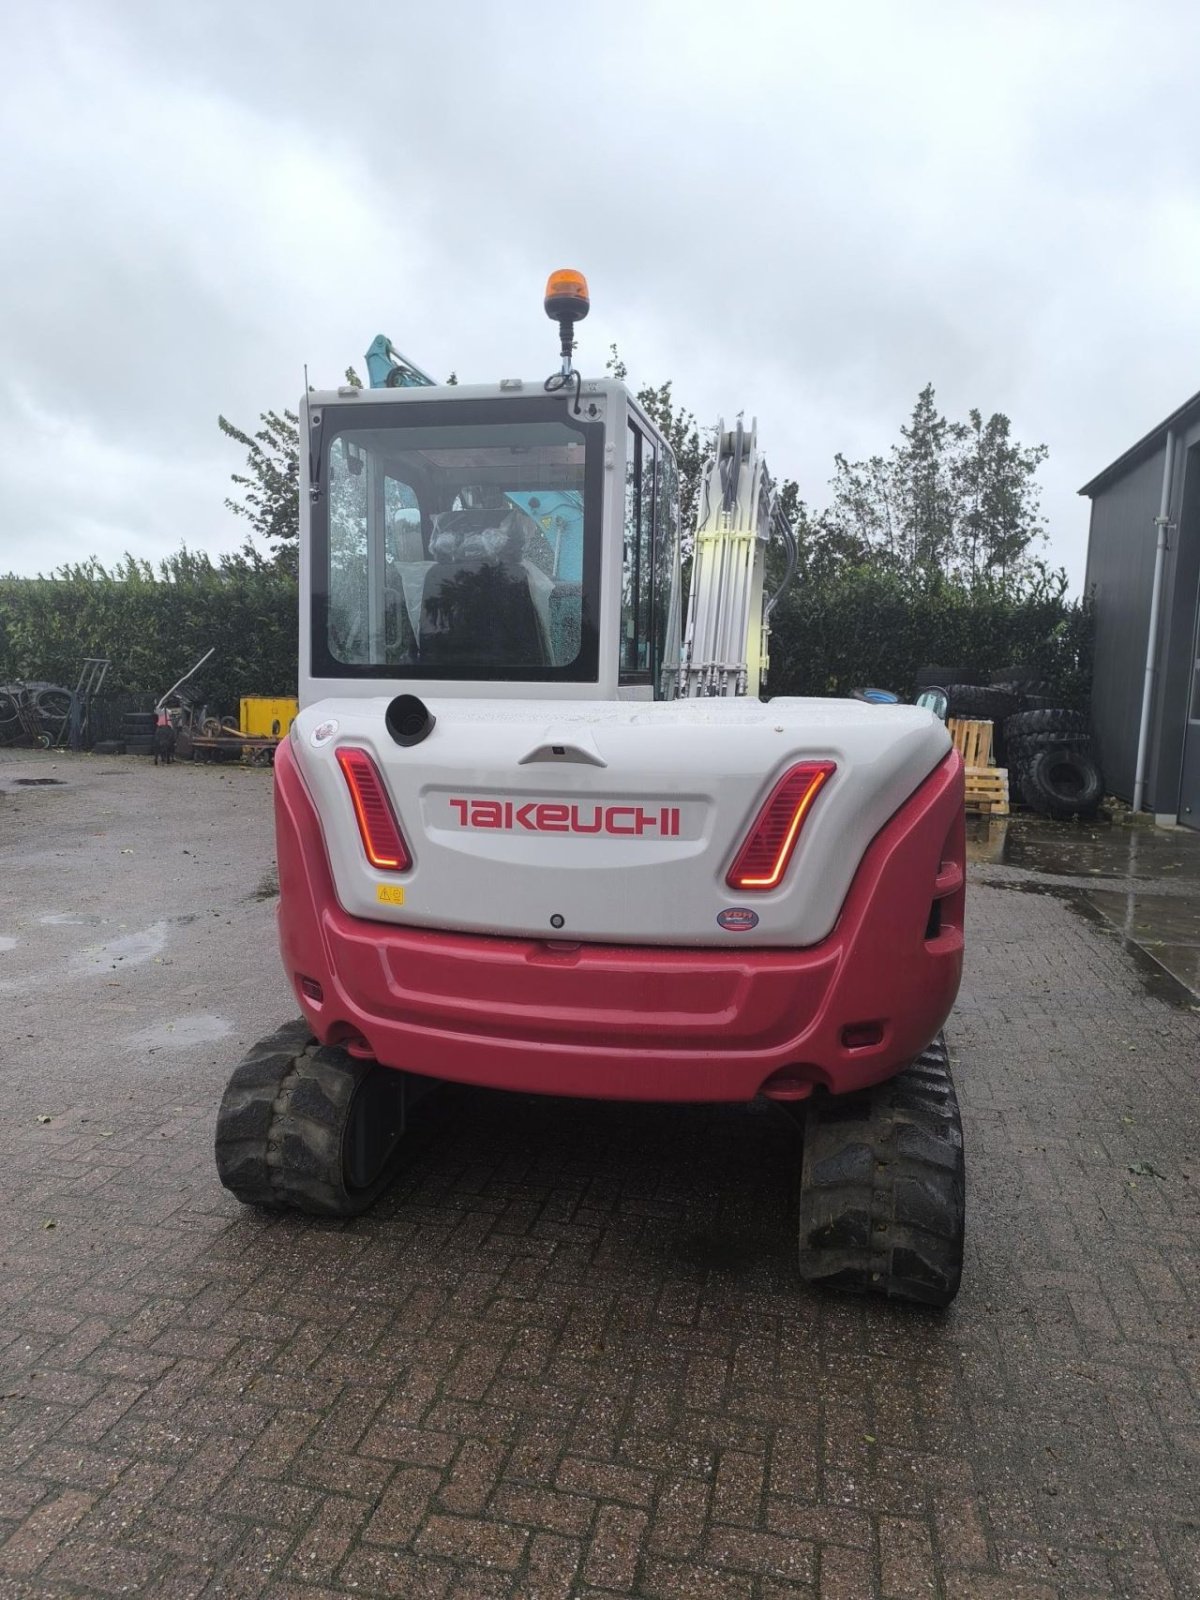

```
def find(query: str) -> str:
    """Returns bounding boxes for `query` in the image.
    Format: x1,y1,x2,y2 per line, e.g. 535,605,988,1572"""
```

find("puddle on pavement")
968,814,1200,1003
969,813,1200,884
127,1014,233,1051
70,920,169,974
13,778,66,787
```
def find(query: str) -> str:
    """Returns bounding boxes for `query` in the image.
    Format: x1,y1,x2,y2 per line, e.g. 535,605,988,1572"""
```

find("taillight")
335,747,412,871
726,761,835,891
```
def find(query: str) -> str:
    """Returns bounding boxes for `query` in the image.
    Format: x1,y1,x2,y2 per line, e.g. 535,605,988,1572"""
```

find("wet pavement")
1,748,1199,1599
969,814,1200,1001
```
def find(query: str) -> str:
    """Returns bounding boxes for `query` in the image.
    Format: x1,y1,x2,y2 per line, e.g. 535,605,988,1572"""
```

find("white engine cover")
291,697,951,948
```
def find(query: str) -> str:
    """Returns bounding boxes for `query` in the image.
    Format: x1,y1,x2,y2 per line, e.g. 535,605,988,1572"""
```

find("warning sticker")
376,884,406,905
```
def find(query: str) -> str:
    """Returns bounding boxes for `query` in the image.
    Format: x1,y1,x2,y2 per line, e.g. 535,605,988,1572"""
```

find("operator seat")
419,559,547,669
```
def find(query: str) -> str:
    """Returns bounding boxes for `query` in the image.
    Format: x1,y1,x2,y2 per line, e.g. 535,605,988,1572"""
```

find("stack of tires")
119,709,156,757
1003,709,1102,820
916,665,1103,820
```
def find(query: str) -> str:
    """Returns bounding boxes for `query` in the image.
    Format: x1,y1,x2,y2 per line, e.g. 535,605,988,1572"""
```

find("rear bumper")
273,739,964,1102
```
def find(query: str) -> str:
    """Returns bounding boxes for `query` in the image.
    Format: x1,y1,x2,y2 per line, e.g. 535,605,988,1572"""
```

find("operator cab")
300,282,682,708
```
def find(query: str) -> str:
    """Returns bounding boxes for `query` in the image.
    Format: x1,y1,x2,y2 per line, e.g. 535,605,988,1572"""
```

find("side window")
327,437,421,666
654,448,681,692
621,425,657,680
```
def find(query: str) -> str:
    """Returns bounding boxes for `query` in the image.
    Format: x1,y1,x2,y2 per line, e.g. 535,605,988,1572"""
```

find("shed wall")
1084,446,1167,802
1150,433,1200,815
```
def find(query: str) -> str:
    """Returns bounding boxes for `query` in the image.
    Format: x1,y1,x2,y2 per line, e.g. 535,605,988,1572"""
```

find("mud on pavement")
1,748,1199,1598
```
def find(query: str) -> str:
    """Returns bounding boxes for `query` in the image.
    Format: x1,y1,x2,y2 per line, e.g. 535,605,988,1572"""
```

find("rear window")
310,399,602,683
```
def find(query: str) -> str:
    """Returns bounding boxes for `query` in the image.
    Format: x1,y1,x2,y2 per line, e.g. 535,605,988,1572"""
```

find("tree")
829,384,1047,586
218,409,300,575
606,345,708,534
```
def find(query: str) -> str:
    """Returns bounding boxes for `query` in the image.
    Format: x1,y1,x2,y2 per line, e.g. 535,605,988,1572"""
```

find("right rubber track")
797,1033,965,1308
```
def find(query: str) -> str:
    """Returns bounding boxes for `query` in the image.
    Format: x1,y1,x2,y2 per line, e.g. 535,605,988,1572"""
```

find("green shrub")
0,547,1092,714
0,550,297,712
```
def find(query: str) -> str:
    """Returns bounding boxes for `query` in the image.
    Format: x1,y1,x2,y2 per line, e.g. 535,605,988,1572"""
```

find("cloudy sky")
3,0,1198,588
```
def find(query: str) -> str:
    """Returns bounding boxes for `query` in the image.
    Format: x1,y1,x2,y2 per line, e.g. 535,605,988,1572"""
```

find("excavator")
215,271,966,1306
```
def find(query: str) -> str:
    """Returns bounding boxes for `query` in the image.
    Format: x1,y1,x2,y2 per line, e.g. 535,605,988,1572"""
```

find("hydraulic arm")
678,418,797,698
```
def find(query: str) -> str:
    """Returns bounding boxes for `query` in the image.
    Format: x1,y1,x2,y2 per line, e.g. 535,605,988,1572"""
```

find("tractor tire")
915,664,970,691
1018,747,1103,820
989,666,1053,695
123,736,154,755
215,1021,408,1216
1004,708,1088,740
1006,729,1092,768
943,684,1023,723
121,712,157,728
797,1033,964,1308
92,740,126,756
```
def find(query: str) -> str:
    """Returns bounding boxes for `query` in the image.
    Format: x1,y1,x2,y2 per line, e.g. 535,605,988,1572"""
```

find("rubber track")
214,1021,403,1216
797,1034,965,1308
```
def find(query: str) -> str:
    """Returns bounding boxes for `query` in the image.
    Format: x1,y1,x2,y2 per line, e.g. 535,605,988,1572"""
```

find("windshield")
310,400,601,683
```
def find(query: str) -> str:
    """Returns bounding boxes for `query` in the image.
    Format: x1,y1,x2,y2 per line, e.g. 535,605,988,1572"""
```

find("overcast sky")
3,0,1198,589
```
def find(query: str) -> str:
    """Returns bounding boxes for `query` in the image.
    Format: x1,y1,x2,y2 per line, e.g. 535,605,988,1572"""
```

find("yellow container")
239,696,299,739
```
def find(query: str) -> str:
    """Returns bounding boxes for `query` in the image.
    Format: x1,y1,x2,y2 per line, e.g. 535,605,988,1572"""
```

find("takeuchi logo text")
449,799,682,837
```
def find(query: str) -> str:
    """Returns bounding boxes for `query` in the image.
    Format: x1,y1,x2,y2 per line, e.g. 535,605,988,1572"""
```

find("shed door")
1181,597,1200,829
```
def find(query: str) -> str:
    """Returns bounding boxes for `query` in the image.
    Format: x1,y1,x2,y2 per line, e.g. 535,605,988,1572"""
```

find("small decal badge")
310,719,338,747
717,907,759,932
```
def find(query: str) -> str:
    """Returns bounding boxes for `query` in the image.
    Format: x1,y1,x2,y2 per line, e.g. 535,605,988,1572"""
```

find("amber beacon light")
544,269,590,380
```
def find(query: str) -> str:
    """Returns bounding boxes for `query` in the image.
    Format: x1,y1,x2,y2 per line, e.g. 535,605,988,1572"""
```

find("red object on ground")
273,739,964,1103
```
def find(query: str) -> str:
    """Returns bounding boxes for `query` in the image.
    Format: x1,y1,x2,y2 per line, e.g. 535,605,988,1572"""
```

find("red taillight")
335,747,412,872
726,761,835,891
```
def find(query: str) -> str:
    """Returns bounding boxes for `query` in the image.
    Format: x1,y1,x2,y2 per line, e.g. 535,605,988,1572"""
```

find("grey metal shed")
1080,390,1200,829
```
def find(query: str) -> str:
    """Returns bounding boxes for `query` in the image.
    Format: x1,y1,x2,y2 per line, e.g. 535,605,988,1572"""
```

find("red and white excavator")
215,272,966,1306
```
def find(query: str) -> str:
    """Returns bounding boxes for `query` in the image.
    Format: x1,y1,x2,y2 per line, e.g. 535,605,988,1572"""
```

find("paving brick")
555,1456,656,1507
879,1513,938,1596
819,1541,876,1598
705,1525,816,1583
0,1488,95,1576
362,1464,441,1545
641,1556,756,1598
2,756,1199,1600
41,1536,164,1593
283,1494,370,1586
437,1437,508,1514
518,1530,583,1598
489,1483,595,1537
581,1503,648,1591
336,1544,453,1598
413,1512,529,1569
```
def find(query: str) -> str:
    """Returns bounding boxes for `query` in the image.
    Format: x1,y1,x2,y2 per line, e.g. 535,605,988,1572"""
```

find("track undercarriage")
216,1027,965,1308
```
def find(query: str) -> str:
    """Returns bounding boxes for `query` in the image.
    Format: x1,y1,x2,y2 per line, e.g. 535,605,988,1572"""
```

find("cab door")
620,419,681,699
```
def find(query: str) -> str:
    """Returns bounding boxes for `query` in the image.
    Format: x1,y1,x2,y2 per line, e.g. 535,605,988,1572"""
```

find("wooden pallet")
948,718,1010,815
947,717,993,767
964,767,1010,816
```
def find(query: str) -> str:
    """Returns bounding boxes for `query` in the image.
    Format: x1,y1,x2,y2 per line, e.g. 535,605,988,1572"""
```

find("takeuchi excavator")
215,271,967,1307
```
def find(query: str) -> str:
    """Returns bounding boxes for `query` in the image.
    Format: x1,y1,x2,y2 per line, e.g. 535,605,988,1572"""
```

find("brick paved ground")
1,751,1198,1599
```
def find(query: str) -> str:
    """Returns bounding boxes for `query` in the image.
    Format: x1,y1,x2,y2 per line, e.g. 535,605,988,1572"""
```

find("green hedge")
0,551,1092,714
768,568,1093,706
0,552,297,712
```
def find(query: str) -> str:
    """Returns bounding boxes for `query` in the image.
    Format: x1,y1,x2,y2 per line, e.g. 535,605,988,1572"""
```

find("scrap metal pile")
0,682,73,748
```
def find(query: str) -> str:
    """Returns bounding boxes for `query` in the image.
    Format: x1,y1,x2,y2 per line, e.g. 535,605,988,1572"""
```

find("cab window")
620,424,654,679
621,422,679,694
